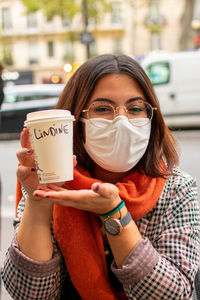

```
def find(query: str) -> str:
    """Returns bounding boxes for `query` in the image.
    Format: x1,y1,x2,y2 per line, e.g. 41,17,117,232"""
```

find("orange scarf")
16,166,166,300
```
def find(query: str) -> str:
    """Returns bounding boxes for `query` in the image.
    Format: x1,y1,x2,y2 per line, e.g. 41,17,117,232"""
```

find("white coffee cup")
24,109,75,184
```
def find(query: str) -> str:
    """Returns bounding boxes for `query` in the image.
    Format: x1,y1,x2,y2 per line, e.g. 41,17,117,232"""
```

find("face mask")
80,116,151,173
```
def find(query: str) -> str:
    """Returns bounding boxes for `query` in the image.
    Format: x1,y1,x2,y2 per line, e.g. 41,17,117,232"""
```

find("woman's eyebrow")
126,97,145,104
91,98,115,104
91,96,145,104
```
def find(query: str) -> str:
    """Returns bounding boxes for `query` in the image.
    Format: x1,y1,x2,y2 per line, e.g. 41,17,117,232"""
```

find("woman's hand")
33,182,121,215
16,127,40,200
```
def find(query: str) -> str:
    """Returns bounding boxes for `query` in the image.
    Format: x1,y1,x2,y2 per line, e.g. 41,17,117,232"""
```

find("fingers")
34,188,92,200
16,165,37,183
33,182,121,215
36,184,65,192
36,184,51,192
20,127,32,149
16,148,35,167
91,182,119,198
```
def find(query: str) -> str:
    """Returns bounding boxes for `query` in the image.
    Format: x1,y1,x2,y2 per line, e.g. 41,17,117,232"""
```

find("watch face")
103,218,122,236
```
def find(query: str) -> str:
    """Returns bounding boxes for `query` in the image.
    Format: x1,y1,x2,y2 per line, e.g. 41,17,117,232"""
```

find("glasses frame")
82,100,157,125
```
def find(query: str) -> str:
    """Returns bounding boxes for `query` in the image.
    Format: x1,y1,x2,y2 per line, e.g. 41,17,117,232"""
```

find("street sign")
80,31,94,44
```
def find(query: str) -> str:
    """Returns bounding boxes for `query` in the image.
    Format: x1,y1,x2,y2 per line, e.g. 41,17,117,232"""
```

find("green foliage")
21,0,110,21
21,0,80,19
87,0,111,23
21,0,42,13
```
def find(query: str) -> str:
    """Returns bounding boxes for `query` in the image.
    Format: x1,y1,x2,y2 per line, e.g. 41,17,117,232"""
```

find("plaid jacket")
1,168,200,299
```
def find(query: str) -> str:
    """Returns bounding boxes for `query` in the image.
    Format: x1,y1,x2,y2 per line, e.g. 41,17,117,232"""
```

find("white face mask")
81,116,151,173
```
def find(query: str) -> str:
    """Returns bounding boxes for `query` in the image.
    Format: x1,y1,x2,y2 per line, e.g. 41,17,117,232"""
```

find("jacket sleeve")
112,172,200,299
1,188,66,300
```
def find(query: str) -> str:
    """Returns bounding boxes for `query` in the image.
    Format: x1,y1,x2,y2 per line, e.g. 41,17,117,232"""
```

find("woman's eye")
128,106,143,113
94,106,112,113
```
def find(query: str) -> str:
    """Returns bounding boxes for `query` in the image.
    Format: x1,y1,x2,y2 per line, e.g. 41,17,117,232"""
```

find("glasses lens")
126,100,153,126
88,101,115,120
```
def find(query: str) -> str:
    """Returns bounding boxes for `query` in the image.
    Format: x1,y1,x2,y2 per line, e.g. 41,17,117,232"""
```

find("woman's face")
81,73,150,180
83,73,146,119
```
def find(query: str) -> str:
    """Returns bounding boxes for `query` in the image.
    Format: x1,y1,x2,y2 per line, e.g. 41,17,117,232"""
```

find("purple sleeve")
1,233,64,299
111,237,159,286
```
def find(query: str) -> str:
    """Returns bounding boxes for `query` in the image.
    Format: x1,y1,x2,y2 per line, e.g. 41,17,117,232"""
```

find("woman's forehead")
88,74,145,105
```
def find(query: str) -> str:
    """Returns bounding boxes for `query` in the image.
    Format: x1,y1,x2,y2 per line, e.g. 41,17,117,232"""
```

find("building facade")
0,0,198,84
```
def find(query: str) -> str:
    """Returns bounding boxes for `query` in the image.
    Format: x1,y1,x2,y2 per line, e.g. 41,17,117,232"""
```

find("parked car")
140,51,200,128
0,84,65,133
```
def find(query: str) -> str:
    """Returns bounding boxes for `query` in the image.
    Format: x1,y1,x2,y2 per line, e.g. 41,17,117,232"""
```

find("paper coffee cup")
24,109,75,184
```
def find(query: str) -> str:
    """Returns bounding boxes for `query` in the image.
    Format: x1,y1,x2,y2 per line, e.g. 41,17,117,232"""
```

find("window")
47,41,54,57
149,0,160,19
27,12,37,28
113,37,122,54
193,0,200,19
46,15,53,23
2,7,11,30
2,44,13,65
111,2,121,24
29,42,39,64
63,41,74,62
88,17,96,26
62,14,71,27
145,62,170,85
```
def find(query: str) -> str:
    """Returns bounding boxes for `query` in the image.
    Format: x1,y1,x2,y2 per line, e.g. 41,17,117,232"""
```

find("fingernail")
31,167,36,172
34,193,39,197
94,183,99,192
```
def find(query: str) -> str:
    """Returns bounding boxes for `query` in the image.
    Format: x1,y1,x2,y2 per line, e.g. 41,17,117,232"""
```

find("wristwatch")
103,211,132,236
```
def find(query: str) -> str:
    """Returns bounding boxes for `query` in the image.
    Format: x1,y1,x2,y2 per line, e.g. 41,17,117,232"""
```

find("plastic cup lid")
25,109,75,124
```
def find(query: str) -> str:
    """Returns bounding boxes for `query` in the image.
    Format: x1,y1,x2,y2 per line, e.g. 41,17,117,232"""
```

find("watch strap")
120,211,132,227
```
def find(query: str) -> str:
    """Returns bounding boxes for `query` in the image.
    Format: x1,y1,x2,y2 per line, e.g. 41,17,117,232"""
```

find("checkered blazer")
1,168,200,299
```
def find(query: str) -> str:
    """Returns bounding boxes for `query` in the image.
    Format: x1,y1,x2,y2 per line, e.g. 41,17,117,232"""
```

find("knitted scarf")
16,166,166,300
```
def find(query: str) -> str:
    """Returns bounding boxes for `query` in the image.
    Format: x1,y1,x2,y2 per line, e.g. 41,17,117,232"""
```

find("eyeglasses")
82,99,157,127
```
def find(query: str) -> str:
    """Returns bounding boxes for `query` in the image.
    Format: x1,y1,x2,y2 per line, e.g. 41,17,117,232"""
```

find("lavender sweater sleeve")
10,233,61,277
1,232,63,299
111,237,159,286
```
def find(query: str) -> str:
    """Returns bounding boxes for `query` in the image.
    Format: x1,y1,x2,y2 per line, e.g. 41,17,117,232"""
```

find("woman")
1,54,200,299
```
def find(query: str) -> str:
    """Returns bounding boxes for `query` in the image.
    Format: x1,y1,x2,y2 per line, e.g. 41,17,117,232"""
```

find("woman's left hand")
33,182,121,215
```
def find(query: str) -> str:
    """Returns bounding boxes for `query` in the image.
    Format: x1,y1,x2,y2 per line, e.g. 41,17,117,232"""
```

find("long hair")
56,54,179,178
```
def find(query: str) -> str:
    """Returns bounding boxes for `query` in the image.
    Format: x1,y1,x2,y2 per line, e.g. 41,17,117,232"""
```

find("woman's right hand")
16,127,40,200
16,127,55,261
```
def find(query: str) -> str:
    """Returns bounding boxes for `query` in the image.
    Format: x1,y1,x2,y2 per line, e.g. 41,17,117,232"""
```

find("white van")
140,51,200,128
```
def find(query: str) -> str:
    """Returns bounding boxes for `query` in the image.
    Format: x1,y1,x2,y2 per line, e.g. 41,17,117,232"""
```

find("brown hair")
56,54,179,178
